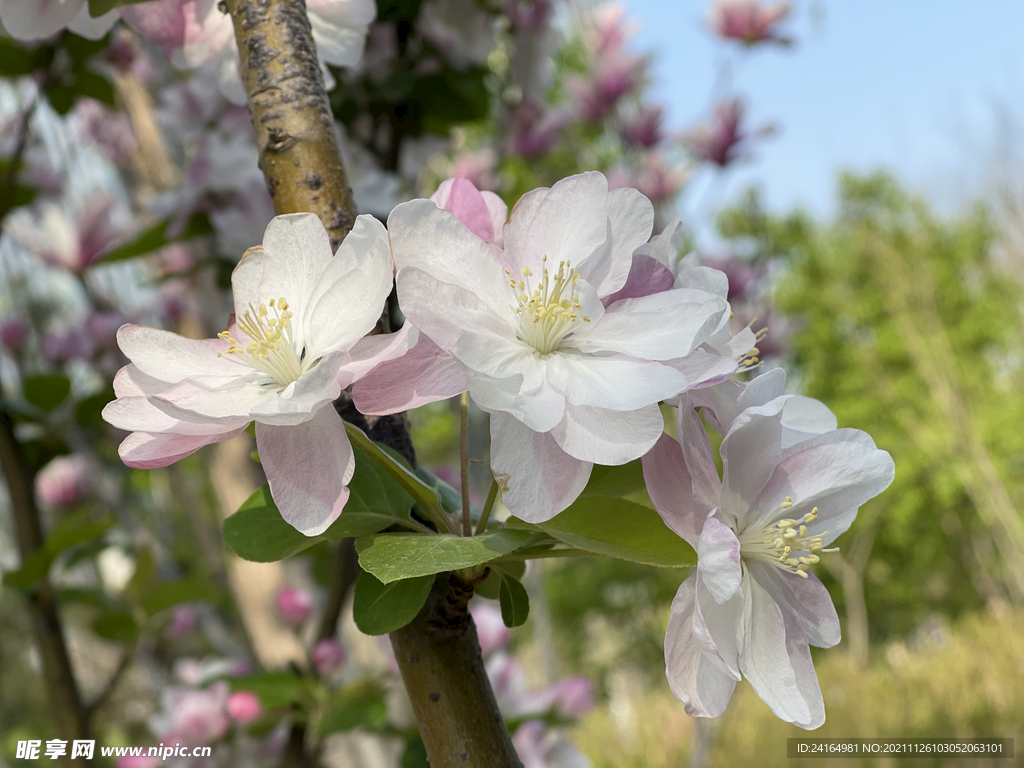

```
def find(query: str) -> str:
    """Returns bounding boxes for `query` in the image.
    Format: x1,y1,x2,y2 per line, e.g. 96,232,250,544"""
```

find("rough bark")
0,411,92,766
222,3,520,765
224,0,357,250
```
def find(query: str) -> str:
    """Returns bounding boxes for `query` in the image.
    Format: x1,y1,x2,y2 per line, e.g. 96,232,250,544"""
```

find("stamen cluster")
737,498,837,578
507,256,591,355
218,297,304,388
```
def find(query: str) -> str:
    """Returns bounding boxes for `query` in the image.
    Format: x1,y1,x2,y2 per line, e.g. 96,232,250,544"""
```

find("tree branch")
223,3,521,765
0,410,92,766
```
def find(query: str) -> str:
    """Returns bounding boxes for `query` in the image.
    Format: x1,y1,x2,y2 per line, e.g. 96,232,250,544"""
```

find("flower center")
735,498,837,578
507,256,591,355
217,297,307,389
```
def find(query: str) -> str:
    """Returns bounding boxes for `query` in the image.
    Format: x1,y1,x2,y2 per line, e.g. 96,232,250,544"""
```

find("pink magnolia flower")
356,172,729,523
0,0,119,41
312,637,346,676
35,455,90,509
641,393,894,728
72,99,138,166
569,54,643,122
623,106,665,149
506,98,573,158
226,690,263,724
276,586,313,626
586,2,635,58
5,197,119,275
102,214,406,535
680,98,774,168
122,0,376,101
707,0,791,46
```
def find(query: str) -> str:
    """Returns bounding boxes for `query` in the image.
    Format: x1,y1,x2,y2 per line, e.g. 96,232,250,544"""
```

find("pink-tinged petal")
341,323,417,383
602,254,675,305
551,403,662,464
119,427,245,469
450,330,542,391
152,380,273,424
750,429,895,542
696,516,742,604
780,396,837,448
0,0,84,40
116,325,240,384
489,412,592,523
397,266,515,350
574,288,727,361
388,199,511,309
103,396,248,434
545,351,687,411
430,177,497,243
667,348,738,394
353,333,468,415
120,0,186,54
113,364,168,398
664,574,737,718
469,371,565,433
719,399,787,520
577,186,654,297
502,171,610,279
739,570,823,729
691,368,786,434
676,399,722,517
177,0,235,69
481,191,508,248
692,570,743,678
748,561,840,649
256,406,355,536
674,264,729,301
304,216,394,354
643,432,699,546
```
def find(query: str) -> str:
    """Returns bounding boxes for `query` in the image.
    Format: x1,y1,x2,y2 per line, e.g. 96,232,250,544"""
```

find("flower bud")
226,690,263,724
35,455,90,509
312,638,346,677
276,586,313,626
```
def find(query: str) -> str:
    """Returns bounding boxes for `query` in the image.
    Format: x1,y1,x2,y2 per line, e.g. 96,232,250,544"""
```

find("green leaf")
352,571,432,636
92,609,139,643
401,739,430,768
413,466,481,520
125,548,156,599
475,561,526,601
355,530,531,584
73,70,116,107
141,579,218,617
100,213,212,264
88,0,154,16
75,389,114,425
498,572,529,628
2,550,52,590
0,39,53,77
316,682,389,735
46,512,115,556
223,486,322,562
582,460,646,498
346,444,415,521
229,671,304,709
525,497,696,568
23,374,71,412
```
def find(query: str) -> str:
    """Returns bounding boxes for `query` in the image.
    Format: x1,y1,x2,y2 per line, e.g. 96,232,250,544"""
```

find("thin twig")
476,480,499,536
459,392,471,536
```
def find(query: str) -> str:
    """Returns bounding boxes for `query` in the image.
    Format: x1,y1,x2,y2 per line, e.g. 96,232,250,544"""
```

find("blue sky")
625,0,1024,225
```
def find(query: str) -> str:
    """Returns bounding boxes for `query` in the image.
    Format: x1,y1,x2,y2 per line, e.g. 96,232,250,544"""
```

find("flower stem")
460,392,472,537
476,480,499,536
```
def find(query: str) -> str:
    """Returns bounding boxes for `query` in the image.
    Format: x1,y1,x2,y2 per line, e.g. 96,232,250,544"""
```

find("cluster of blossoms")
104,171,894,728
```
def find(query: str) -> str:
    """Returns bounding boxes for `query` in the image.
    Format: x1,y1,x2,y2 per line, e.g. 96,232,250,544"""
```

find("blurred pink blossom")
587,3,636,57
707,0,791,46
72,99,137,166
449,149,499,192
276,586,313,626
550,677,595,718
623,106,664,149
151,680,230,744
36,455,90,509
680,98,774,168
312,638,346,676
165,605,198,638
0,317,27,353
506,98,572,158
6,197,119,274
226,690,263,724
569,53,643,122
471,603,512,657
42,327,90,366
